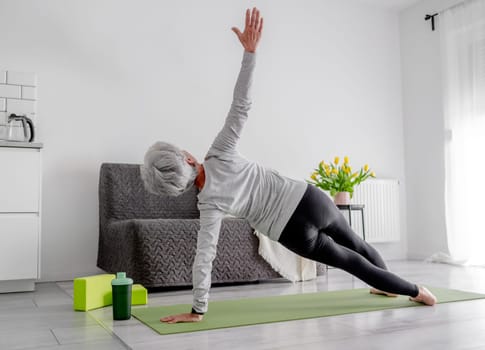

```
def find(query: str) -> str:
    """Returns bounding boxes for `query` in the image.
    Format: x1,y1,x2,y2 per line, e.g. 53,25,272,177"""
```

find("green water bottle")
111,272,133,320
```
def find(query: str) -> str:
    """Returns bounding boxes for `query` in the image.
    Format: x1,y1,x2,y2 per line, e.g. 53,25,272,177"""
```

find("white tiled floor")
1,260,485,349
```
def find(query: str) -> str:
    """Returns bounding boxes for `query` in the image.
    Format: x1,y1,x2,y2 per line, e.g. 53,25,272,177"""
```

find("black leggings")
278,184,419,297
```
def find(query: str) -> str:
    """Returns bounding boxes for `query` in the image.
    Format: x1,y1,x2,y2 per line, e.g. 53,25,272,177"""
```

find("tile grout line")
54,281,76,299
2,97,37,102
0,83,36,88
49,328,61,345
55,282,132,349
87,311,133,350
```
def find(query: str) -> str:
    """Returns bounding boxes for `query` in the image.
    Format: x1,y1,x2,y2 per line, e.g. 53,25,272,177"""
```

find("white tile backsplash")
0,84,21,99
6,71,37,86
21,86,37,100
0,70,38,141
7,99,36,118
0,125,6,140
0,112,6,124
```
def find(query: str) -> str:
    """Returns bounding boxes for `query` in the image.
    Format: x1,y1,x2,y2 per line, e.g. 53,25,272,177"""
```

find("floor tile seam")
49,328,61,345
54,282,75,299
87,310,133,350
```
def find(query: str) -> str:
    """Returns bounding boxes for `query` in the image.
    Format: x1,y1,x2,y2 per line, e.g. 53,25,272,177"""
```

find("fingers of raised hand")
254,8,260,29
258,17,263,33
251,8,261,30
247,8,262,34
245,8,250,29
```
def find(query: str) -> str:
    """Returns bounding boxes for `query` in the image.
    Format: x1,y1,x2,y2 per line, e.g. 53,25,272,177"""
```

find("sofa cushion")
97,217,280,287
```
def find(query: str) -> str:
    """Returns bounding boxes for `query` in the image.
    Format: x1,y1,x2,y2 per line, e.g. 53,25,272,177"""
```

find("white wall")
0,0,407,281
400,0,462,259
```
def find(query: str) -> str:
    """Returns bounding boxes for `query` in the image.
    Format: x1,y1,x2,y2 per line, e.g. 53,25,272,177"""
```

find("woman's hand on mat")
160,313,203,324
232,7,263,53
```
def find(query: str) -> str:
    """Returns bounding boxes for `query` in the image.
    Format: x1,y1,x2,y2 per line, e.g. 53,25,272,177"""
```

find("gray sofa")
97,163,325,288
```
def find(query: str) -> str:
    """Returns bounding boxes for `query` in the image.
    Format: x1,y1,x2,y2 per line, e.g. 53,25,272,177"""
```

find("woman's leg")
323,214,396,295
280,224,419,297
287,185,388,270
319,201,389,270
278,185,436,304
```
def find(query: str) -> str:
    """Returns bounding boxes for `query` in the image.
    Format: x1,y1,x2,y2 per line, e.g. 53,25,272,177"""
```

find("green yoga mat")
131,287,485,335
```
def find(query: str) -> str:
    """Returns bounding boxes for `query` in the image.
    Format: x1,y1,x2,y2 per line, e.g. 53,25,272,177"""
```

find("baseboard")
0,279,36,293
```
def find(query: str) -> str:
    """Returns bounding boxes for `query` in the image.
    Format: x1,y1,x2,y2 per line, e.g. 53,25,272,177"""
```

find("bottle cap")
111,272,133,286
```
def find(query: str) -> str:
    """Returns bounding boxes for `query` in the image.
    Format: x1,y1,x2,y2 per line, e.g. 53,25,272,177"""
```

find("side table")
337,204,366,241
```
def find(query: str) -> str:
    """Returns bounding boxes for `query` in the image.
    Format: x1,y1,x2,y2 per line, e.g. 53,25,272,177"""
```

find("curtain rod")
424,0,468,31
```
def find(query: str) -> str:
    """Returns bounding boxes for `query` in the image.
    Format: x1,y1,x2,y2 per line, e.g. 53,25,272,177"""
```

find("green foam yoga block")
132,284,148,305
73,274,147,311
74,274,115,311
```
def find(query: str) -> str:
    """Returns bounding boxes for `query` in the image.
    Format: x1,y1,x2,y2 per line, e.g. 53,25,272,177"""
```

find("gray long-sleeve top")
192,51,307,314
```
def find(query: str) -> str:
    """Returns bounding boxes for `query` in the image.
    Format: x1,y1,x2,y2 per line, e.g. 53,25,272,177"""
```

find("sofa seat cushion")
98,217,281,288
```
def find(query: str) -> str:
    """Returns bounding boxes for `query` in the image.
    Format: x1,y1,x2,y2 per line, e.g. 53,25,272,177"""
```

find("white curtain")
438,0,485,265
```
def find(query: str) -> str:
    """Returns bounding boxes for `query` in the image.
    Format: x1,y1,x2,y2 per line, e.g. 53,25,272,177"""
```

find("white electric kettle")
7,113,35,142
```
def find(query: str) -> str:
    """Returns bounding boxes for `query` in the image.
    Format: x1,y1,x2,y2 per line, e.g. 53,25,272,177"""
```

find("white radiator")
344,179,401,243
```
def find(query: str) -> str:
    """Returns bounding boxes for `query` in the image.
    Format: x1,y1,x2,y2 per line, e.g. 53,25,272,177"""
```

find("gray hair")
140,141,198,197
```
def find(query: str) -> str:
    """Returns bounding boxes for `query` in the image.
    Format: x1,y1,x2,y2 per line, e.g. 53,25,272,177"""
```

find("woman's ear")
186,157,196,166
182,150,197,166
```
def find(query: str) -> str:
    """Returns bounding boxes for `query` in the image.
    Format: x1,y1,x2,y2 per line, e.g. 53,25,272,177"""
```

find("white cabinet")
0,149,40,212
0,146,42,292
0,215,39,280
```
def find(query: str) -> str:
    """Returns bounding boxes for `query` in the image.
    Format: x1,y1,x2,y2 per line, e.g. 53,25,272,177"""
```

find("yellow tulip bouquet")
308,156,376,198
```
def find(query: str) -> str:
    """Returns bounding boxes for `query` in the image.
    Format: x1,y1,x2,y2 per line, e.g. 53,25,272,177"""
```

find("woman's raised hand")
232,7,263,53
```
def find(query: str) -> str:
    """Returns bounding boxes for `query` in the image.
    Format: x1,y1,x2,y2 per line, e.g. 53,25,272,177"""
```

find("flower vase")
334,192,351,205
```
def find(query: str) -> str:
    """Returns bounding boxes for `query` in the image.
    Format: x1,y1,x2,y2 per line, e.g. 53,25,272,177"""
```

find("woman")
141,8,437,324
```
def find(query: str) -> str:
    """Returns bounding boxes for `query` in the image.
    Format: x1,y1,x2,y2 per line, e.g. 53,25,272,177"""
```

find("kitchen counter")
0,141,43,149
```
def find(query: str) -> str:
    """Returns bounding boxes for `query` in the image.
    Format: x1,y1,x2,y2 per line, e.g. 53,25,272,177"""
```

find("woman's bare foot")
409,286,437,306
369,287,398,297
